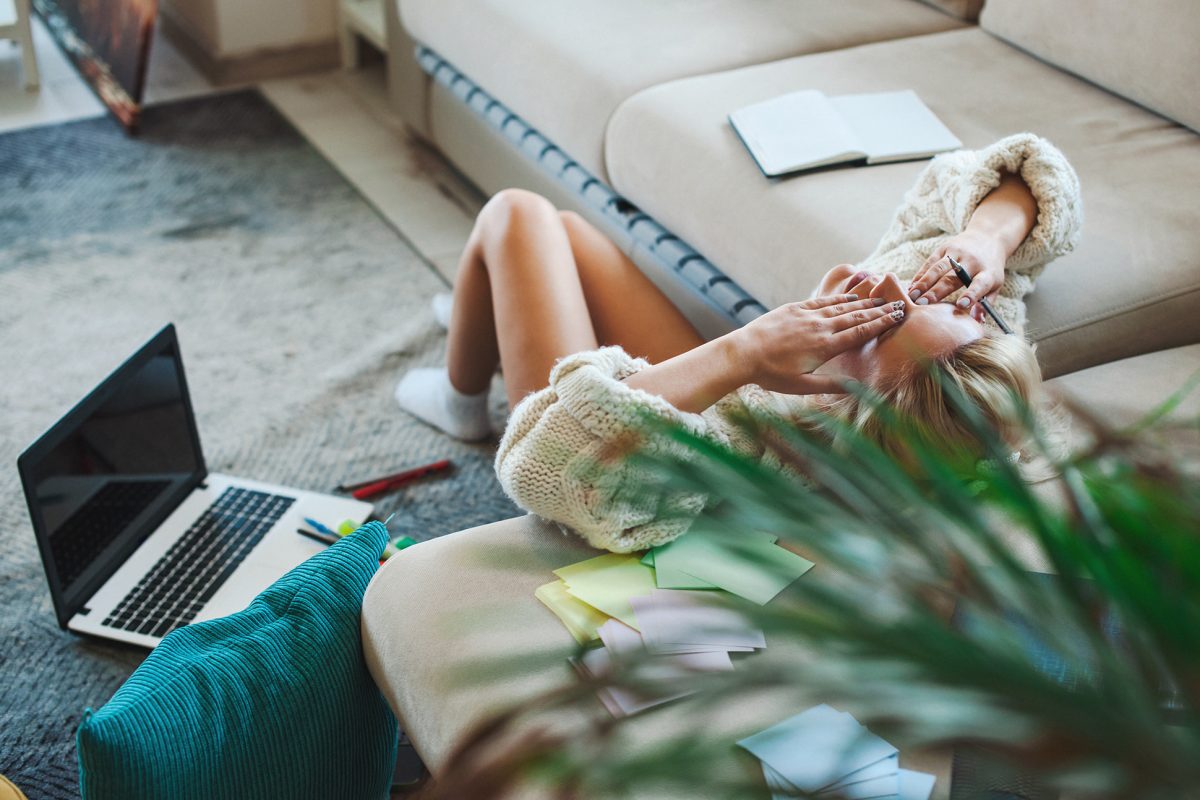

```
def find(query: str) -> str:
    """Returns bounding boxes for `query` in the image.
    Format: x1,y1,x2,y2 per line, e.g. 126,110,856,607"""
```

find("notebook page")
729,90,865,177
830,90,961,164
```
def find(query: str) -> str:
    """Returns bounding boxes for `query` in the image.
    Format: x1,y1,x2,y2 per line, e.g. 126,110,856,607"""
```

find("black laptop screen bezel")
17,324,208,629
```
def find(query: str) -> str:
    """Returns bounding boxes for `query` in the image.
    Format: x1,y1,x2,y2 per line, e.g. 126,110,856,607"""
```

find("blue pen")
303,517,339,537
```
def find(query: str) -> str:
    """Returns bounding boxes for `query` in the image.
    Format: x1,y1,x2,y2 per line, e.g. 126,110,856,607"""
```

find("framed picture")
33,0,157,131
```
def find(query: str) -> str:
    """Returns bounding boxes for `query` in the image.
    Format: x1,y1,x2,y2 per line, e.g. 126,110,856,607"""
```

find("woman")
396,133,1082,552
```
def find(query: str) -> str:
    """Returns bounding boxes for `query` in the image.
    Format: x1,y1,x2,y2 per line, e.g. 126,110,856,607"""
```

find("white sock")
431,292,453,331
395,366,491,441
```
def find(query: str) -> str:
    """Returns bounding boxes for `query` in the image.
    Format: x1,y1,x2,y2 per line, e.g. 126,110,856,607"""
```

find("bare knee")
558,209,586,231
480,188,558,232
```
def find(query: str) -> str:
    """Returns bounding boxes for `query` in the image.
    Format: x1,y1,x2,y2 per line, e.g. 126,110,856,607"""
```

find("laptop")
17,324,374,648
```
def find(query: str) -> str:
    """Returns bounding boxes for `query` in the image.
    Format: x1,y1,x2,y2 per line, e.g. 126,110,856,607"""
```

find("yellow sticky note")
554,553,657,630
534,580,608,644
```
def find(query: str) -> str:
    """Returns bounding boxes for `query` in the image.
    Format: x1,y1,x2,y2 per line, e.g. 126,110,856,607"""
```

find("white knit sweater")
495,134,1083,553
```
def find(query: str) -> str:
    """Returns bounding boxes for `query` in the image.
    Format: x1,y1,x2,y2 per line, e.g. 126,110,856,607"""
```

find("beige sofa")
367,1,1200,795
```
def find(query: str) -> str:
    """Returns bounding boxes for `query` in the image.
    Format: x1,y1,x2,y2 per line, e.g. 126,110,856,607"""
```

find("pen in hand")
947,257,1013,334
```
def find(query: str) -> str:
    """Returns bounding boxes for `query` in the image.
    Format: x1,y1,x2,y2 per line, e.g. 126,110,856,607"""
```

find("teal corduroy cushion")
77,522,398,800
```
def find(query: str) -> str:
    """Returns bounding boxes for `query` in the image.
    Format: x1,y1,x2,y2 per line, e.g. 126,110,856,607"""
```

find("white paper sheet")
575,626,733,717
630,590,766,654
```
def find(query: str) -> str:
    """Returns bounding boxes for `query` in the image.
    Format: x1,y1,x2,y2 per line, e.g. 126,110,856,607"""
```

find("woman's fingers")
833,304,905,347
908,250,946,295
818,296,888,318
829,301,904,332
796,292,861,310
908,257,953,302
956,275,1001,309
919,272,963,305
917,245,947,276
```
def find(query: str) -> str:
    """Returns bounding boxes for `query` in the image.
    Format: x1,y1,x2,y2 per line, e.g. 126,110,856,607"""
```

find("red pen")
350,459,453,500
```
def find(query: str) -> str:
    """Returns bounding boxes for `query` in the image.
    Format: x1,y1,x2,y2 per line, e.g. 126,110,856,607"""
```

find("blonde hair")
814,333,1045,471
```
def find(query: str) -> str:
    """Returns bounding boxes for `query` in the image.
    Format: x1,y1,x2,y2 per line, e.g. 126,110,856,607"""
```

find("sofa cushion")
361,514,952,798
917,0,984,22
78,523,398,800
604,27,1200,379
981,0,1200,134
399,0,965,181
1047,344,1200,429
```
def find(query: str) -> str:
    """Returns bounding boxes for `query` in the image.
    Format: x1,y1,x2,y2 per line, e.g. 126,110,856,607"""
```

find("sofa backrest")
917,0,983,22
981,0,1200,133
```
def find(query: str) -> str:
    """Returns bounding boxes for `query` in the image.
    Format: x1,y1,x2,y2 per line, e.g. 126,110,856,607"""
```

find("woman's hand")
734,293,904,395
908,171,1038,312
907,230,1006,313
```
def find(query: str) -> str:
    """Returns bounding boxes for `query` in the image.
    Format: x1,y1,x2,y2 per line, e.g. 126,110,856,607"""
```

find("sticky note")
572,635,733,718
554,554,657,630
818,772,898,799
898,769,936,800
762,762,802,800
630,590,765,654
534,580,607,644
652,556,718,590
738,704,897,793
652,530,813,605
823,754,898,789
597,618,644,657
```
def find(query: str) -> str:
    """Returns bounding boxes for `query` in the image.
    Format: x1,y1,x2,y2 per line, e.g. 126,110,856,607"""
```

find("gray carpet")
0,89,516,798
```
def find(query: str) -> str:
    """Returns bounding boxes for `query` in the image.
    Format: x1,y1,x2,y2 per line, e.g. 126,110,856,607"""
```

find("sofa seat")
603,27,1200,378
398,0,966,182
361,514,953,799
1047,343,1200,430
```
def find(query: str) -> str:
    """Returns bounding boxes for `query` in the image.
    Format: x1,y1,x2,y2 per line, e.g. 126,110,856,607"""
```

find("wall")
162,0,336,57
160,0,339,81
215,0,336,57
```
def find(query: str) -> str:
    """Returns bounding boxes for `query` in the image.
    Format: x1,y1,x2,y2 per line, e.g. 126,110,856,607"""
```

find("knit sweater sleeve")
494,346,755,553
863,132,1083,332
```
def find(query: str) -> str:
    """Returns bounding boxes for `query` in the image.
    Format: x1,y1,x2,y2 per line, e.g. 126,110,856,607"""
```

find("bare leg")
445,189,599,409
425,190,706,433
558,211,704,362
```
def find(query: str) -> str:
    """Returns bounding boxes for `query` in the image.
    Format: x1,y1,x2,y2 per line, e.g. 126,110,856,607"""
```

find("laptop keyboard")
103,487,295,639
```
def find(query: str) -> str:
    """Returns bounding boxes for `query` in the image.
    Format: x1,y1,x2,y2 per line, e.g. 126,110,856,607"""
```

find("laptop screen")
18,325,206,628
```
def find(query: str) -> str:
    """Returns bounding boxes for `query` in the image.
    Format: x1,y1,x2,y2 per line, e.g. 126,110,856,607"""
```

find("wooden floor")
0,17,483,284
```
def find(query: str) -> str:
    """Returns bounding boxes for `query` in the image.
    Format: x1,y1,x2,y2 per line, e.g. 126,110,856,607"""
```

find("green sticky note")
651,548,718,590
652,530,813,605
554,554,657,630
644,547,718,589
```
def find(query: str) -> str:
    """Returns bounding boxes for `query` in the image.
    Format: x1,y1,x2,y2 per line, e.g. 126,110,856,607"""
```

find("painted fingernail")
890,301,904,312
847,293,859,300
873,298,886,306
908,289,920,301
851,270,868,285
891,309,905,320
916,297,929,306
957,297,971,308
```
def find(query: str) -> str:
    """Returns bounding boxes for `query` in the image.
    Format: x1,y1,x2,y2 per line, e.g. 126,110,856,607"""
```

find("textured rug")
0,89,515,798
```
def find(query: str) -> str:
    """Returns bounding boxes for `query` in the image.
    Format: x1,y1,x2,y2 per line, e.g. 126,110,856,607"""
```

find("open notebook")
729,89,961,178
